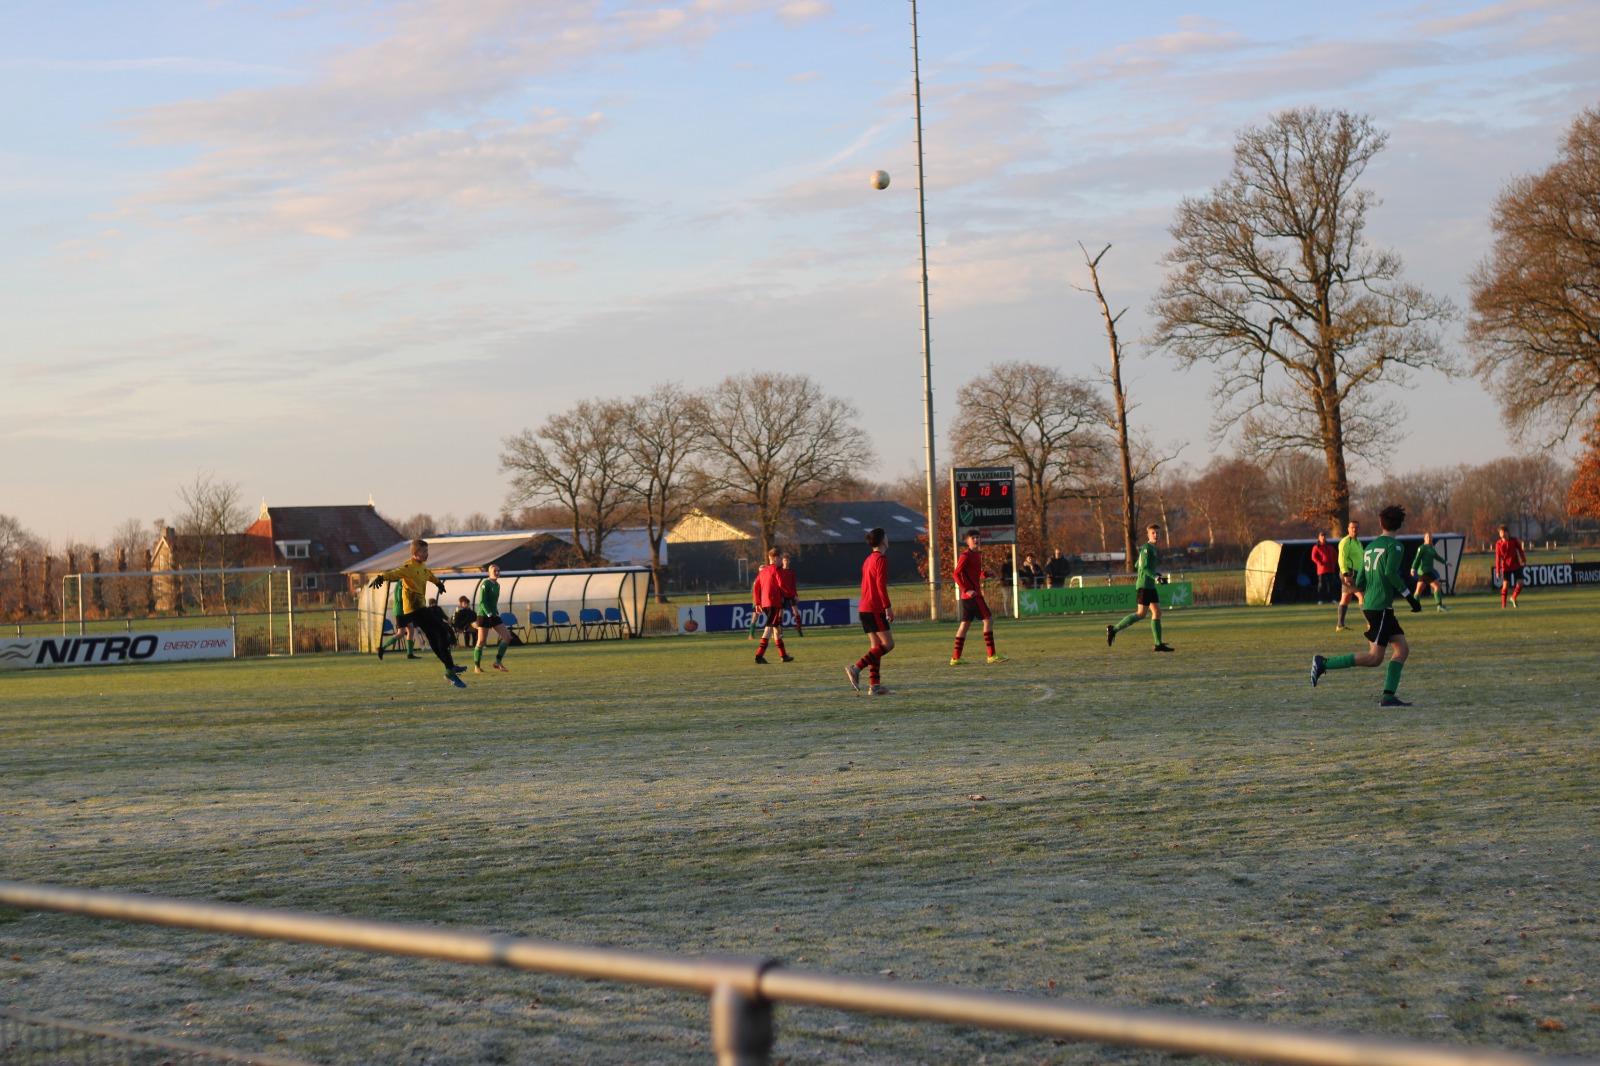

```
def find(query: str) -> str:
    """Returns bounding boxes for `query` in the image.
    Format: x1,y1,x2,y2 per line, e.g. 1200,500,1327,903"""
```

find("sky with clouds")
3,0,1598,546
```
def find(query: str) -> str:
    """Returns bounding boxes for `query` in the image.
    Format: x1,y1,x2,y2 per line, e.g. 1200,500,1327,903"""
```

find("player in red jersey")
846,527,893,695
778,552,803,636
750,547,792,663
1494,525,1526,608
950,530,1007,665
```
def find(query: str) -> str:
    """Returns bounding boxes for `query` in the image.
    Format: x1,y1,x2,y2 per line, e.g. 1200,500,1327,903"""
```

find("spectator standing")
1019,552,1046,590
1309,531,1339,605
1045,548,1072,589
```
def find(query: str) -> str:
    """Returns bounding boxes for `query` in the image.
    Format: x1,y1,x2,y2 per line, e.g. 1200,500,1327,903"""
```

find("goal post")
60,566,296,655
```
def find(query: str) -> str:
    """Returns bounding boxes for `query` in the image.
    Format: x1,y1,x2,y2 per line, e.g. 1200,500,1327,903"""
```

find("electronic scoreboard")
951,466,1017,550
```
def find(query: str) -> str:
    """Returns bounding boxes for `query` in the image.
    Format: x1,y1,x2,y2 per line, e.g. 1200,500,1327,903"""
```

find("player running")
368,539,468,688
1106,524,1173,652
1494,525,1526,608
1411,532,1448,612
778,553,803,637
751,548,792,664
950,530,1007,665
471,563,513,673
1336,520,1363,631
846,527,893,695
1310,504,1422,707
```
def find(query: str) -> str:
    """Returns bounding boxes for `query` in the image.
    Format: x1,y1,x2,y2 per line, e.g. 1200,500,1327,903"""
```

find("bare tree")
950,362,1111,552
1151,107,1455,529
695,373,872,553
174,472,251,611
1187,457,1274,555
0,515,42,618
621,383,706,602
1469,106,1600,439
1076,242,1142,564
1263,452,1333,531
502,399,637,565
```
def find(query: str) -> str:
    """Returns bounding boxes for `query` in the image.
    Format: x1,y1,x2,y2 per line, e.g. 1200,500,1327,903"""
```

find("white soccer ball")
870,170,891,190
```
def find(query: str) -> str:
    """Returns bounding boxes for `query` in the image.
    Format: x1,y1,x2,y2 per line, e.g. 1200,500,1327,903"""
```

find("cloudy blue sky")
4,0,1597,546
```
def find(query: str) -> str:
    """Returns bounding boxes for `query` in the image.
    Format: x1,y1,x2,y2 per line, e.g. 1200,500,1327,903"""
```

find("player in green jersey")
1410,532,1448,612
1106,524,1174,652
471,563,512,673
1335,520,1363,631
1311,505,1422,707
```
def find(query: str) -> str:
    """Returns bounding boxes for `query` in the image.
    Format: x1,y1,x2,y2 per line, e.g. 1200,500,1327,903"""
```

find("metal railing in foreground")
0,881,1587,1066
0,1006,314,1065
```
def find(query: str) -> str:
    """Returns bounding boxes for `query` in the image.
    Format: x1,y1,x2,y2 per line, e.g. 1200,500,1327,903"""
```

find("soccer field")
2,593,1597,1064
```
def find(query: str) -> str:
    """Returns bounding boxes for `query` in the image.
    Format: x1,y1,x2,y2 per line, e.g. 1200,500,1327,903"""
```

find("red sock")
1511,586,1520,602
756,638,769,655
952,635,965,659
1501,586,1508,606
983,631,996,656
855,653,873,671
868,649,882,684
775,637,787,656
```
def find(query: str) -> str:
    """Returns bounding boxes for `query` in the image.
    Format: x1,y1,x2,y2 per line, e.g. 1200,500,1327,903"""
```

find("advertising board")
678,599,856,634
1018,583,1193,617
0,628,235,671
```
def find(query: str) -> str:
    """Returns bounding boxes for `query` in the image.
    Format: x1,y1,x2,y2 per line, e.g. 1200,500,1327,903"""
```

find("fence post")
703,957,776,1066
230,615,238,659
333,609,340,653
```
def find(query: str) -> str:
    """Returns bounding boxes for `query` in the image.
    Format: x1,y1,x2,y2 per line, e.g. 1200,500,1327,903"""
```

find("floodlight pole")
910,0,942,622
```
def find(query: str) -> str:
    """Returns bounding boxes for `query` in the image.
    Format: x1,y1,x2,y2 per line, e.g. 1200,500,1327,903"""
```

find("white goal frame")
60,566,297,653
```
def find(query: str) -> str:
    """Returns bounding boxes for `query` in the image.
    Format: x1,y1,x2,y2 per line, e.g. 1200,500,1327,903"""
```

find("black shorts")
475,613,504,628
1412,570,1438,588
860,611,891,634
960,594,992,622
1135,587,1160,607
1362,609,1404,647
1500,568,1524,586
756,606,783,627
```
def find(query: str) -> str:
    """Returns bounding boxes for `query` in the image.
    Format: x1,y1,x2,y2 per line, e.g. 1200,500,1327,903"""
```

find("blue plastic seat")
527,610,549,643
550,609,577,641
602,606,625,639
579,607,603,639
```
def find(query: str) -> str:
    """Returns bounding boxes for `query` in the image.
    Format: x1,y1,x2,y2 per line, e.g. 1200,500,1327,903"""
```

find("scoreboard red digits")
950,466,1018,548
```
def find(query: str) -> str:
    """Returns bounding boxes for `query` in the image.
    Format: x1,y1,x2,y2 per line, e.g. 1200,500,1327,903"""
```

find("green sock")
1151,617,1164,645
1384,659,1404,695
1433,587,1444,606
406,638,414,654
495,640,507,663
1328,653,1357,670
1114,613,1139,633
473,645,483,666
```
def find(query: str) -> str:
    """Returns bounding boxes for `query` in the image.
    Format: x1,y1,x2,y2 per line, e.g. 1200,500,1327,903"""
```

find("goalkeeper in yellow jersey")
368,539,468,688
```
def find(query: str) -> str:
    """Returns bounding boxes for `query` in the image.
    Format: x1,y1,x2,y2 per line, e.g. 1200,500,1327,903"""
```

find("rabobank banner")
677,599,856,634
0,629,235,671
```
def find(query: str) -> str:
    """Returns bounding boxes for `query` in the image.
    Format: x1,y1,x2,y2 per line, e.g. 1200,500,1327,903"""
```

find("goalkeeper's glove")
435,581,447,595
367,576,384,589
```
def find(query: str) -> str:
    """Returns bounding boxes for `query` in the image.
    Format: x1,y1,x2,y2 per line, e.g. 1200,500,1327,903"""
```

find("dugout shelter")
351,566,653,651
1245,533,1465,606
